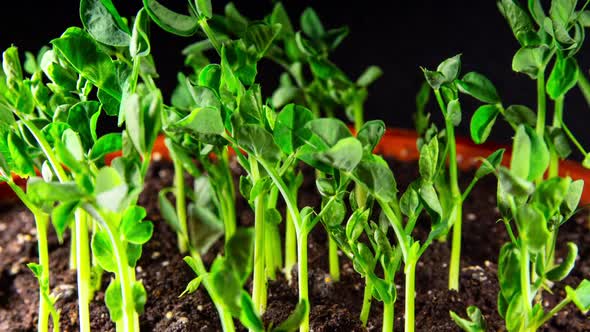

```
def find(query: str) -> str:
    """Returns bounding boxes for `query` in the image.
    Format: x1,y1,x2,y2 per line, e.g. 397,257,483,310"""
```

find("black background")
2,0,590,151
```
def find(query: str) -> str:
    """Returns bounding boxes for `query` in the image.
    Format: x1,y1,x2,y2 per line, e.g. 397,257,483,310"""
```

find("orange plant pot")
3,128,590,204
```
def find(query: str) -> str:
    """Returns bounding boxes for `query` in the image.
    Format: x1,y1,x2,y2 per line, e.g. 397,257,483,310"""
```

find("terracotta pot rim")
2,127,590,204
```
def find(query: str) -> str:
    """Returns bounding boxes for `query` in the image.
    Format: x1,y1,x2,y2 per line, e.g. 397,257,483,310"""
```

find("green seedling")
453,124,590,332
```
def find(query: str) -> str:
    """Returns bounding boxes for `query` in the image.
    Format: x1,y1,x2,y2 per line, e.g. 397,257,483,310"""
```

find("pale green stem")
298,230,310,332
75,210,91,332
405,259,417,332
434,89,462,291
69,228,77,270
198,19,222,55
250,158,267,315
284,205,297,277
536,70,547,178
359,278,373,326
36,212,51,332
328,234,340,282
221,148,236,241
382,300,394,332
577,72,590,107
549,96,564,178
173,158,189,253
532,297,571,330
521,241,533,323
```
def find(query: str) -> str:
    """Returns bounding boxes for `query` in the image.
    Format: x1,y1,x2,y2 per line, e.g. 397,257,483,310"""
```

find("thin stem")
405,259,417,332
221,148,236,241
298,231,310,332
35,212,51,332
284,201,297,277
359,278,373,326
75,209,91,332
434,89,462,291
250,158,267,315
561,120,588,155
173,158,189,253
577,71,590,107
198,19,222,55
266,186,281,280
382,300,394,332
328,234,340,282
520,240,533,322
69,227,77,270
549,96,564,178
533,297,571,329
536,70,547,155
379,200,408,261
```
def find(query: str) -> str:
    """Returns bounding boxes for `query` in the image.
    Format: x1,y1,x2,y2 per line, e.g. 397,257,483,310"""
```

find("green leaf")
546,242,578,281
499,0,534,44
498,242,521,301
273,104,314,154
121,206,153,245
422,68,445,90
504,104,536,127
272,300,309,332
239,292,264,332
470,104,500,144
456,72,500,103
236,124,281,163
3,46,23,87
321,197,346,227
419,183,443,222
194,0,213,19
516,205,549,253
270,3,294,39
546,56,578,99
498,167,535,197
450,305,487,332
180,274,205,297
306,118,352,147
7,132,35,177
130,8,151,58
51,201,79,243
124,90,162,155
105,279,123,321
90,133,122,161
356,65,383,88
142,0,199,36
27,177,84,203
132,281,147,314
561,179,583,216
171,107,225,145
532,177,570,219
244,24,282,59
475,149,505,179
512,45,550,79
346,209,369,242
400,186,420,218
357,120,385,151
446,99,462,126
511,125,549,181
67,101,101,150
566,279,590,314
92,230,116,272
224,227,255,284
80,0,131,47
51,27,121,100
314,137,363,172
127,243,142,267
352,155,397,202
548,127,571,159
419,137,438,182
437,54,462,82
301,7,325,39
95,166,128,212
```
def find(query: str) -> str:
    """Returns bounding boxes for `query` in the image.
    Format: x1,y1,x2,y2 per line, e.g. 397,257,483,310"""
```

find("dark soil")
1,158,589,331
